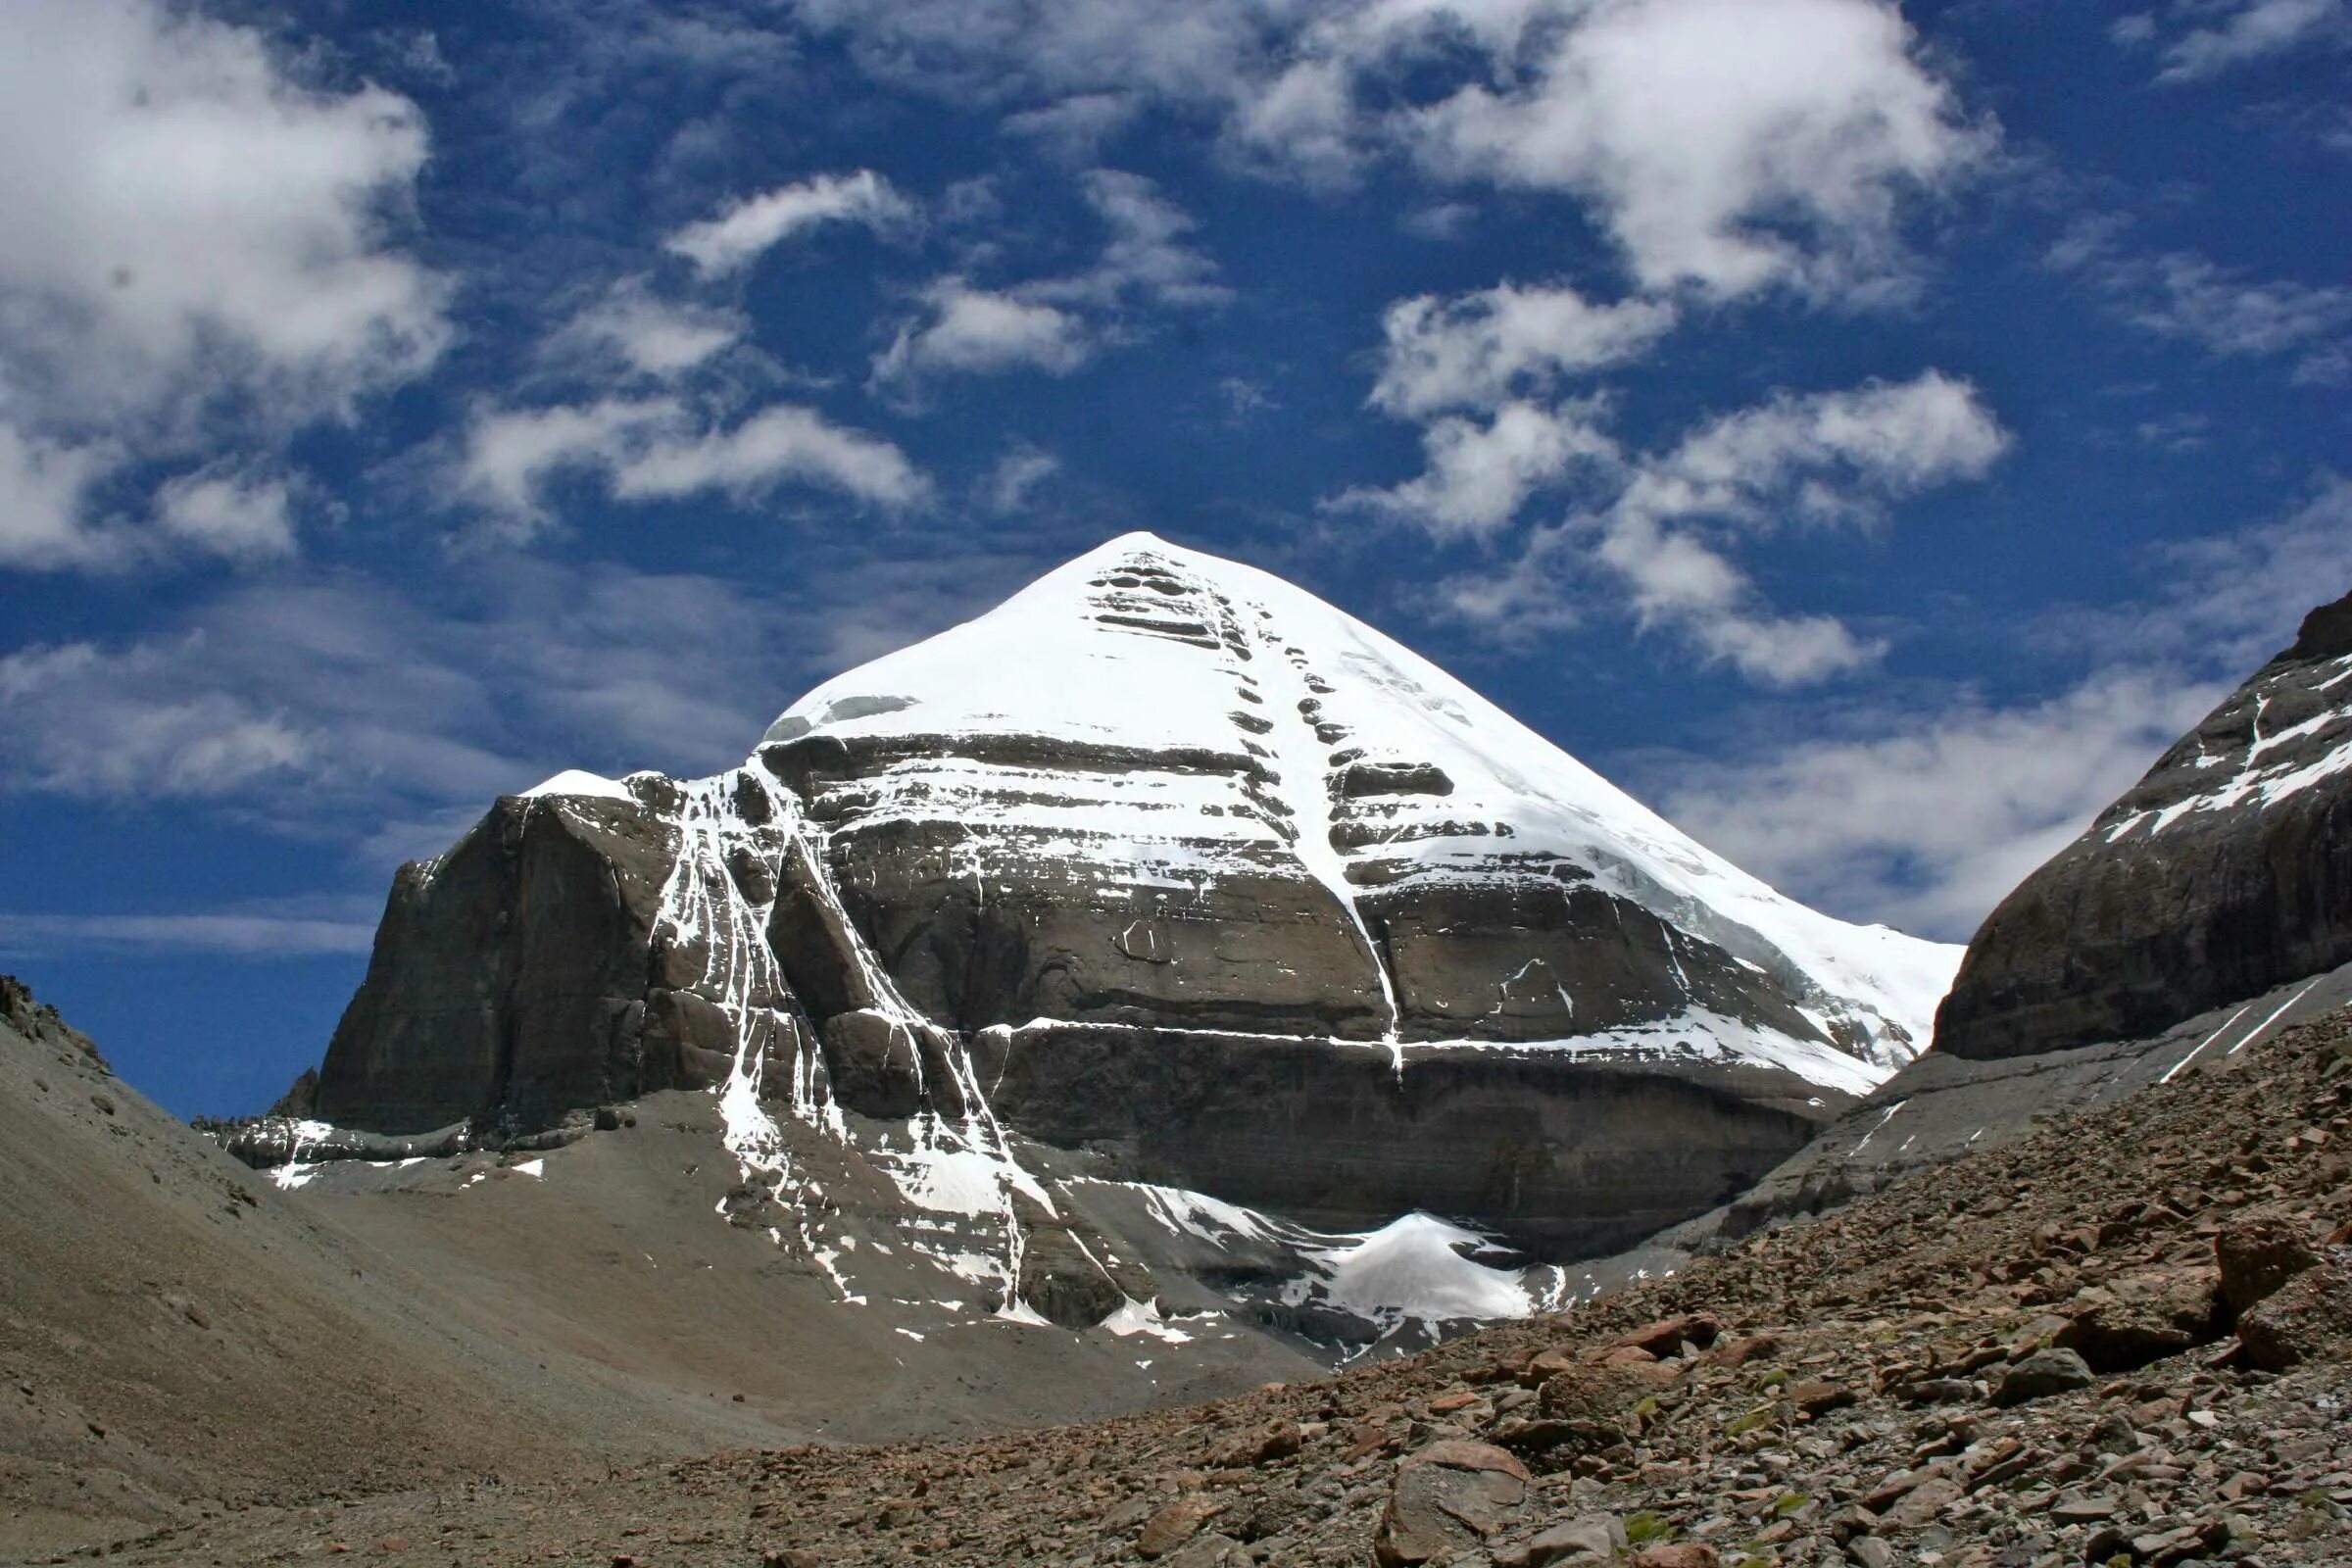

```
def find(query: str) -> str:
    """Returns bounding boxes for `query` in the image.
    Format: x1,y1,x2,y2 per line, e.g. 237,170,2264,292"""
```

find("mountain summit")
277,533,1957,1347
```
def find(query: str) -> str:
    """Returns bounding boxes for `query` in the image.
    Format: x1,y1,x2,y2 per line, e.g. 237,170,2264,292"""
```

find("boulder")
820,1009,923,1120
2056,1266,2221,1371
1990,1348,2095,1406
2216,1214,2321,1318
1374,1441,1532,1566
2236,1250,2352,1371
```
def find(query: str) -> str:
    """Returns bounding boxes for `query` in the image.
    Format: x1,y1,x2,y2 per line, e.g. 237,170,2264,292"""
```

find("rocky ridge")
88,1001,2352,1566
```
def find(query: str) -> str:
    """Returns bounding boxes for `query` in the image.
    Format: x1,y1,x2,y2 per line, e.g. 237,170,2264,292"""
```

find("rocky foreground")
63,1007,2352,1567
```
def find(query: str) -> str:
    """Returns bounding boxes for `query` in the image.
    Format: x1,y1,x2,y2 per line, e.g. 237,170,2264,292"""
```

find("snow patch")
515,768,635,803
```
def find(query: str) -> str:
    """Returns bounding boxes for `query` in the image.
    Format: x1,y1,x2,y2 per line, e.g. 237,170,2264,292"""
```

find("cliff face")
1682,588,2352,1247
1936,589,2352,1061
297,533,1959,1327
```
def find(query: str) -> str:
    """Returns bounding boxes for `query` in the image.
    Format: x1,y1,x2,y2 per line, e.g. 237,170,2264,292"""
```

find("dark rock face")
1936,588,2352,1061
990,1025,1822,1255
315,792,684,1133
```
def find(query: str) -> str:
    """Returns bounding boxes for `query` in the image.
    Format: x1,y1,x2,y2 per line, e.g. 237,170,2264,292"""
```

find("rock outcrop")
1681,586,2352,1242
1937,587,2352,1060
292,533,1958,1329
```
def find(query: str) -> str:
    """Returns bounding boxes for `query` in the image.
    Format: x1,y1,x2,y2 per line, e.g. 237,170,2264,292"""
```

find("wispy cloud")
2049,217,2352,382
2138,0,2347,83
663,169,916,276
871,169,1227,394
0,908,379,959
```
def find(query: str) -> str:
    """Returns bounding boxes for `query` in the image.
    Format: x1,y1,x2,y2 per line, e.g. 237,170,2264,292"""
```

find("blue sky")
1,0,2347,1116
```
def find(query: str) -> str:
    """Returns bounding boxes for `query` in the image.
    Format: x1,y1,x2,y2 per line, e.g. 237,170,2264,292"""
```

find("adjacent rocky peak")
1936,585,2352,1061
293,531,1961,1340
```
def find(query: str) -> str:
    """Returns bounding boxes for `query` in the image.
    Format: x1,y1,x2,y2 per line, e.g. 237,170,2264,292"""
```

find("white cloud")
1004,93,1141,160
612,405,933,510
2049,221,2352,379
0,0,447,570
0,424,113,570
1654,667,2227,939
663,170,917,276
1403,0,1984,299
1597,372,2007,684
154,468,298,564
872,169,1227,392
795,0,1984,302
1371,282,1679,417
1406,372,2007,685
2154,0,2345,83
452,395,930,530
0,640,316,798
1628,370,2012,522
453,397,680,528
1333,399,1618,539
982,445,1063,514
1052,169,1234,310
0,909,378,959
2129,253,2352,362
873,278,1095,386
556,278,747,378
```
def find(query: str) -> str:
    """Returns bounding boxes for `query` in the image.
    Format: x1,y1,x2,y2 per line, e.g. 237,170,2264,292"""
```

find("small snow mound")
1293,1211,1532,1326
515,768,635,803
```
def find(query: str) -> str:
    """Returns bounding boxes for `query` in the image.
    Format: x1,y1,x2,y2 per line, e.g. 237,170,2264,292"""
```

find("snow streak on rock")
653,770,1057,1320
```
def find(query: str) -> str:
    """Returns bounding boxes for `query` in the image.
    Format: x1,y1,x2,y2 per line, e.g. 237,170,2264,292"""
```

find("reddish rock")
1137,1496,1226,1559
1373,1441,1532,1567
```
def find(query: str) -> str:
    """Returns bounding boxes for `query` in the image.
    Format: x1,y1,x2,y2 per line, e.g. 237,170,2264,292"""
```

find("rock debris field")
50,1006,2352,1568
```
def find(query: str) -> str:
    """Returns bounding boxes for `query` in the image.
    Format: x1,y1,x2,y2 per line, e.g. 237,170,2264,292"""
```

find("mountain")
1707,584,2352,1231
259,532,1957,1347
1937,586,2352,1060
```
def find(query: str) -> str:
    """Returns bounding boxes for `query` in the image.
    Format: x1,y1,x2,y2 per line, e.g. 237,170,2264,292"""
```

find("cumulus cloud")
0,425,113,570
795,0,1984,301
872,170,1227,392
1397,372,2008,685
873,278,1095,386
612,405,933,509
554,278,748,379
153,467,300,564
0,0,447,570
1371,283,1679,417
1333,400,1619,539
1408,0,1983,299
663,170,916,276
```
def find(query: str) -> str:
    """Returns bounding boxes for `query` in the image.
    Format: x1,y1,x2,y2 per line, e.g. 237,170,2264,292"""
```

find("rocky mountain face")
1938,588,2352,1061
1698,586,2352,1235
276,532,1957,1342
